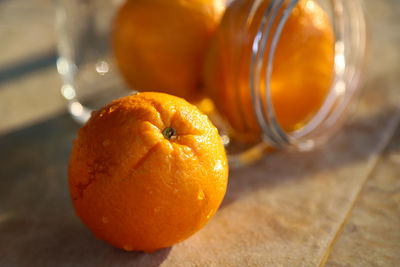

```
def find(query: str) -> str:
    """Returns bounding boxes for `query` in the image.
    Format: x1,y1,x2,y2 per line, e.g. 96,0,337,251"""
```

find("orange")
112,0,226,101
204,0,335,142
68,92,228,252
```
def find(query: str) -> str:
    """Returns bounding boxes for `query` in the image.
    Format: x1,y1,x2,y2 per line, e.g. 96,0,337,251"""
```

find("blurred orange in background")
112,0,227,101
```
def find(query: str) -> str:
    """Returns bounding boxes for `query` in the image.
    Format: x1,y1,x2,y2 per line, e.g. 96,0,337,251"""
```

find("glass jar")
203,0,367,166
55,0,366,166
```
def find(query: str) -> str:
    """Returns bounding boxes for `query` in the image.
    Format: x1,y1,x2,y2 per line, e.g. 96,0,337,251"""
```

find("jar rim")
248,0,367,151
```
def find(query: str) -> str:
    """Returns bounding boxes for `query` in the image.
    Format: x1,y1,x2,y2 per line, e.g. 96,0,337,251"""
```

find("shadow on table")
0,113,170,266
0,50,57,87
0,214,171,267
0,104,398,265
220,105,400,209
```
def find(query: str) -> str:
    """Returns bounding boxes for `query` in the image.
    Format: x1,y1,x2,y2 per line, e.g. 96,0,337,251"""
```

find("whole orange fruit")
204,0,335,142
112,0,226,101
68,92,228,252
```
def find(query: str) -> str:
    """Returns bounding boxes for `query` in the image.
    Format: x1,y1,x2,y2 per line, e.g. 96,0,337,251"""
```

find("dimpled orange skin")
68,92,228,252
112,0,226,101
204,0,335,142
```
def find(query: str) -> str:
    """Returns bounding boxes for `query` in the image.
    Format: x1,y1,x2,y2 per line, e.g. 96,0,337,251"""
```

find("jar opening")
248,0,366,151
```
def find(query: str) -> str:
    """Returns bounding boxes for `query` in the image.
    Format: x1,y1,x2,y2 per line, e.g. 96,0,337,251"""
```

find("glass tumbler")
55,0,129,124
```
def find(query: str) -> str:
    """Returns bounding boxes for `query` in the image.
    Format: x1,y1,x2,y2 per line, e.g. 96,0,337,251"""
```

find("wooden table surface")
0,0,399,266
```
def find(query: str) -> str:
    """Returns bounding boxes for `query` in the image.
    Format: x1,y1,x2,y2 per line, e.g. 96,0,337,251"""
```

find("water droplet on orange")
154,207,161,213
206,209,214,219
102,139,111,147
197,189,205,200
123,245,133,251
102,216,109,224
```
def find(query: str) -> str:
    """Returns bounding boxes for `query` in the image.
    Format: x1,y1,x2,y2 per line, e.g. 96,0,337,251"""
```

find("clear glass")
218,0,367,166
55,0,366,166
55,0,129,124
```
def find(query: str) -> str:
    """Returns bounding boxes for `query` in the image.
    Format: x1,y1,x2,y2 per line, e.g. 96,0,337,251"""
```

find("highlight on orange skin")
68,92,228,252
204,0,335,142
112,0,227,101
